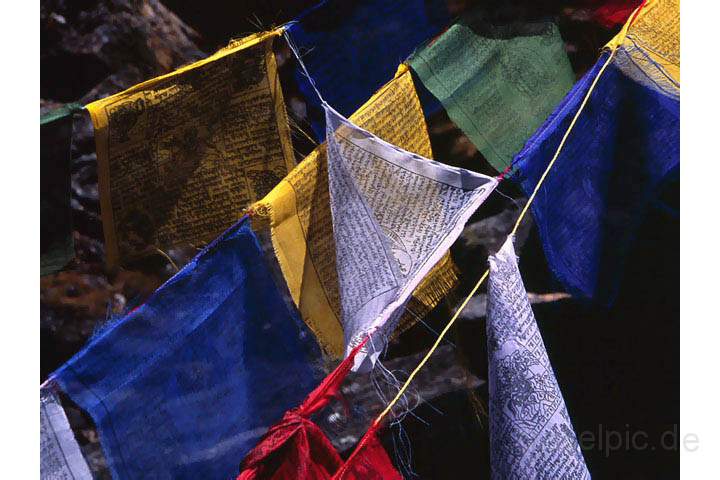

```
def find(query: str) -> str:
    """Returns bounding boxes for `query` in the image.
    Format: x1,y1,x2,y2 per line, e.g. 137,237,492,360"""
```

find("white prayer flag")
325,105,497,370
487,237,590,479
41,388,93,480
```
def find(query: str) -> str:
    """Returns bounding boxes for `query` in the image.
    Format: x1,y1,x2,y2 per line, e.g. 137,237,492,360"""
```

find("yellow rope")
509,50,617,237
154,247,180,272
374,270,489,424
374,48,617,426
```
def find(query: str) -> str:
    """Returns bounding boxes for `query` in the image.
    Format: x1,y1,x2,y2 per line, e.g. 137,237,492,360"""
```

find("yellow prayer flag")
86,30,295,265
606,0,679,91
251,66,458,357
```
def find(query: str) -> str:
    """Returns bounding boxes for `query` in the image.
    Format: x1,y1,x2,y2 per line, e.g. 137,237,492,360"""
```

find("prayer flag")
86,30,295,266
409,15,575,172
487,237,590,479
41,104,81,275
251,68,460,359
41,388,93,480
607,0,679,98
591,0,644,28
512,0,679,303
238,342,402,480
287,0,449,139
325,97,497,370
50,217,323,479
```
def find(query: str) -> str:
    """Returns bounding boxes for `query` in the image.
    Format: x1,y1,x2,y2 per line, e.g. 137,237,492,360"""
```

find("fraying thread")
283,29,326,105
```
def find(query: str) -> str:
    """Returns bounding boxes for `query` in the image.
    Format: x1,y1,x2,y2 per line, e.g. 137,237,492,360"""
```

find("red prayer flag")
238,339,401,480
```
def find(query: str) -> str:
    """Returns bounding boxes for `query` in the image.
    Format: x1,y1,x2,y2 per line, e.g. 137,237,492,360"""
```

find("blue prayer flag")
51,217,323,479
511,50,679,304
287,0,450,139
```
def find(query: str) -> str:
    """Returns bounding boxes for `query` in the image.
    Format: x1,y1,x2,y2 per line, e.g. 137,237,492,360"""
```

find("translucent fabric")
51,217,323,479
248,68,459,359
237,342,402,480
512,52,678,303
325,105,497,369
41,388,93,479
84,31,295,266
610,0,679,98
287,0,449,139
487,238,590,479
409,15,574,172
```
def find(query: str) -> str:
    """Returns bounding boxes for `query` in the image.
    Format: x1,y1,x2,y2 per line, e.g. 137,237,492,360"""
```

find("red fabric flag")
591,0,643,28
330,423,401,480
238,340,401,480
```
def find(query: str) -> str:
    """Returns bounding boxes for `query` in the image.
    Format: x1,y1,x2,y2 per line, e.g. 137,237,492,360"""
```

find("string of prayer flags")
511,0,679,304
41,103,82,275
487,237,590,479
41,388,93,480
50,217,323,479
86,30,295,266
250,67,460,359
238,342,402,480
287,0,449,139
325,98,498,371
408,14,575,173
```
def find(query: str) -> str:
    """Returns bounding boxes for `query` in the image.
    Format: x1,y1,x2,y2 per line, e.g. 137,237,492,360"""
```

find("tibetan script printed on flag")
251,68,459,358
86,30,295,265
610,0,679,99
487,238,590,479
409,16,574,172
41,388,93,480
325,104,497,370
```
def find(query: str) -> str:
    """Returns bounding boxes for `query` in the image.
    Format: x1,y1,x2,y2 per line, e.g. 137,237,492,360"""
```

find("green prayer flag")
409,17,574,172
41,104,82,275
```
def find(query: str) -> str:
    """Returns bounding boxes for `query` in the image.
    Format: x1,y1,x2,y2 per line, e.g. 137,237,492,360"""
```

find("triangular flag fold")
325,105,497,369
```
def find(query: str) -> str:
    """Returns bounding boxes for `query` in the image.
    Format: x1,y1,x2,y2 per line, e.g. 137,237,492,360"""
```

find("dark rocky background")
41,1,678,478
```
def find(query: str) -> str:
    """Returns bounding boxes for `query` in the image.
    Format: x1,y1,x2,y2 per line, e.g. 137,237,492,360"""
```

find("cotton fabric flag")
325,103,498,370
512,0,679,303
51,217,323,479
487,237,590,479
287,0,449,139
608,0,679,97
41,104,81,276
86,30,295,266
591,0,643,28
250,67,459,359
41,388,93,480
408,15,574,172
237,342,402,480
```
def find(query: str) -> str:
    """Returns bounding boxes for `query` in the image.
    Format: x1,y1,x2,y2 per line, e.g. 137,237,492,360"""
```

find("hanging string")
372,268,490,425
372,47,618,427
154,247,180,272
282,27,327,106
